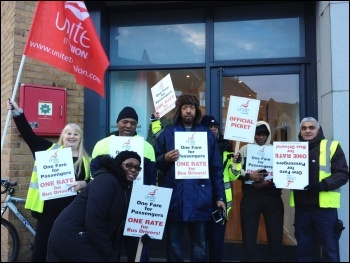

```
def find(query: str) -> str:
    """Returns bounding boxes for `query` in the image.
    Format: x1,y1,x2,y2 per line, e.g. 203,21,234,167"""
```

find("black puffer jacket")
293,126,349,208
47,155,133,262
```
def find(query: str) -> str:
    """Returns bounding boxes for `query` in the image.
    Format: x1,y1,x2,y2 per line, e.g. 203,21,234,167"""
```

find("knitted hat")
200,115,219,127
255,124,269,135
172,94,202,124
117,107,138,123
115,150,141,166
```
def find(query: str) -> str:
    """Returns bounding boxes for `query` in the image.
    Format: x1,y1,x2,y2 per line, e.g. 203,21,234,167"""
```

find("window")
110,9,206,65
214,3,305,60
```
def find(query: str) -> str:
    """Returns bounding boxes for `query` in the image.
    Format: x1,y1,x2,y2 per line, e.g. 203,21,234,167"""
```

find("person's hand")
216,200,226,213
150,112,160,121
68,181,87,191
304,181,327,192
7,99,22,115
233,152,242,163
165,149,179,162
249,169,265,183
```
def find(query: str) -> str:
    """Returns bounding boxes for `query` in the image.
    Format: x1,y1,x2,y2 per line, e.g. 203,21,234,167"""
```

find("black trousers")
240,194,284,262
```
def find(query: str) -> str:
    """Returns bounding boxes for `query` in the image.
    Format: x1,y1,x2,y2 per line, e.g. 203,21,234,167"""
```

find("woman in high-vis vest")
7,100,91,262
292,117,349,262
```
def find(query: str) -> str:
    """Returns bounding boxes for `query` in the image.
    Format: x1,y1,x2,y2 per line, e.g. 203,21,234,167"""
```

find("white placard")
273,142,309,189
224,95,260,143
123,184,172,240
174,132,209,179
35,147,77,201
245,144,273,184
109,136,145,185
151,74,176,118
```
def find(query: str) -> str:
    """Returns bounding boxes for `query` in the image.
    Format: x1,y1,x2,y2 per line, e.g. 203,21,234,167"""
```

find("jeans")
166,221,207,262
294,207,340,262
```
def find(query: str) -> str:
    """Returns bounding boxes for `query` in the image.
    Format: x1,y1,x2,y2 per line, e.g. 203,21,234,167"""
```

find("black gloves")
304,181,328,192
150,114,158,122
141,234,151,245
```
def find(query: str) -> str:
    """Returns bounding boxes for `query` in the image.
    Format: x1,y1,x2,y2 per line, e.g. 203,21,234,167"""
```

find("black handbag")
334,211,345,240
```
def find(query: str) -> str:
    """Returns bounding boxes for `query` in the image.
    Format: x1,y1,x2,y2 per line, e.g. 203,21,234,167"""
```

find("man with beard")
155,94,226,262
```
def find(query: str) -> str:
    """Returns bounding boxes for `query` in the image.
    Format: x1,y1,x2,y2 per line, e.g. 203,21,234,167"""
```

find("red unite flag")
24,1,110,98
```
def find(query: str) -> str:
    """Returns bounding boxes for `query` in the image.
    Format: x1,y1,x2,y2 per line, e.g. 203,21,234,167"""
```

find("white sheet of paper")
151,74,176,118
174,132,209,179
273,142,309,189
224,95,260,143
109,136,145,185
123,184,173,240
35,147,77,201
245,144,273,184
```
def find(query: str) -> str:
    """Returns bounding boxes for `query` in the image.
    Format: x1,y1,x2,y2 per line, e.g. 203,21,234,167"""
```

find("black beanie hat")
255,124,269,135
200,115,219,127
117,107,138,123
115,150,141,165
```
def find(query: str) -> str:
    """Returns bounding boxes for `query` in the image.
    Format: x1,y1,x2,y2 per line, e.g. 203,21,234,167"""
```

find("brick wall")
1,1,85,261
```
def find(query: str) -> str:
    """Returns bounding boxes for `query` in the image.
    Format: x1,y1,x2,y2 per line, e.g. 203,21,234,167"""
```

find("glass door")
212,66,303,247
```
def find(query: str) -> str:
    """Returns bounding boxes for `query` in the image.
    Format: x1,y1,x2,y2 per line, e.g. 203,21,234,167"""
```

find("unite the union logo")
122,138,132,150
64,1,89,21
237,100,251,115
145,189,158,201
186,133,196,145
49,150,60,163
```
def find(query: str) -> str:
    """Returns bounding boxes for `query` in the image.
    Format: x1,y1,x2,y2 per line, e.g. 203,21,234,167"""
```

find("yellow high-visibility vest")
222,151,242,219
290,139,341,208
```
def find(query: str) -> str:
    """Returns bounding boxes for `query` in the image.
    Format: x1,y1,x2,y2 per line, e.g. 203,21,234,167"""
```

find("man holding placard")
155,94,225,262
291,117,349,262
91,106,157,262
233,121,284,262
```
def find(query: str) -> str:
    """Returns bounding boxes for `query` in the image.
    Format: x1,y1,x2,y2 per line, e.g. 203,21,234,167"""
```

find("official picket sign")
123,184,173,240
245,144,273,184
151,73,176,118
224,95,260,143
109,136,145,185
273,141,309,189
174,131,209,179
35,147,77,201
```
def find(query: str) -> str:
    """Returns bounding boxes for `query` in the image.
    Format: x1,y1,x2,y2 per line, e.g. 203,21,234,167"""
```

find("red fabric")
24,1,109,97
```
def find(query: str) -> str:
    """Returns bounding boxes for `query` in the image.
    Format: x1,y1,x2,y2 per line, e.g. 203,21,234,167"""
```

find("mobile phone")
212,209,223,223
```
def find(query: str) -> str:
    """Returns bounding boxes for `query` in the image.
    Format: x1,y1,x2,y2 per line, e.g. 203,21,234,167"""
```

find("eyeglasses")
122,162,142,171
301,126,316,131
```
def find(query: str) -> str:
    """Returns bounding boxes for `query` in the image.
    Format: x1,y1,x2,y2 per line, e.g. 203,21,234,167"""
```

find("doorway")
215,66,301,251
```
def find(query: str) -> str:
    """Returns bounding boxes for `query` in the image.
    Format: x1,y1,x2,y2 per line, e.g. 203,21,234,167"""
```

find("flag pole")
1,55,27,152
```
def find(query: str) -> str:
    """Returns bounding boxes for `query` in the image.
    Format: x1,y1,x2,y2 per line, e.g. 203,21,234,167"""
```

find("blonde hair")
58,123,90,177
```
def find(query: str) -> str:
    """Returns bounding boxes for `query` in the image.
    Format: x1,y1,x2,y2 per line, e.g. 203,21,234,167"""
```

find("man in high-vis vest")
90,106,157,262
291,117,349,262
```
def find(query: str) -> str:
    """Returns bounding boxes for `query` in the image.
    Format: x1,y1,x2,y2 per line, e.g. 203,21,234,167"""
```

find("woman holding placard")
7,99,91,262
47,151,142,262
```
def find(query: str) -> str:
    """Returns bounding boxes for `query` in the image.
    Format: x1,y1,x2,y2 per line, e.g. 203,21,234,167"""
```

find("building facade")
1,1,349,262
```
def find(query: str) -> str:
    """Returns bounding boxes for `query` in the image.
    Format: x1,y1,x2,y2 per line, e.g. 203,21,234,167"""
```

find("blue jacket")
155,123,225,222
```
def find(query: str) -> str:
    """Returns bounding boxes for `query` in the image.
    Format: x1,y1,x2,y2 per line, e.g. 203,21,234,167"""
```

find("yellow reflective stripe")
319,140,331,173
